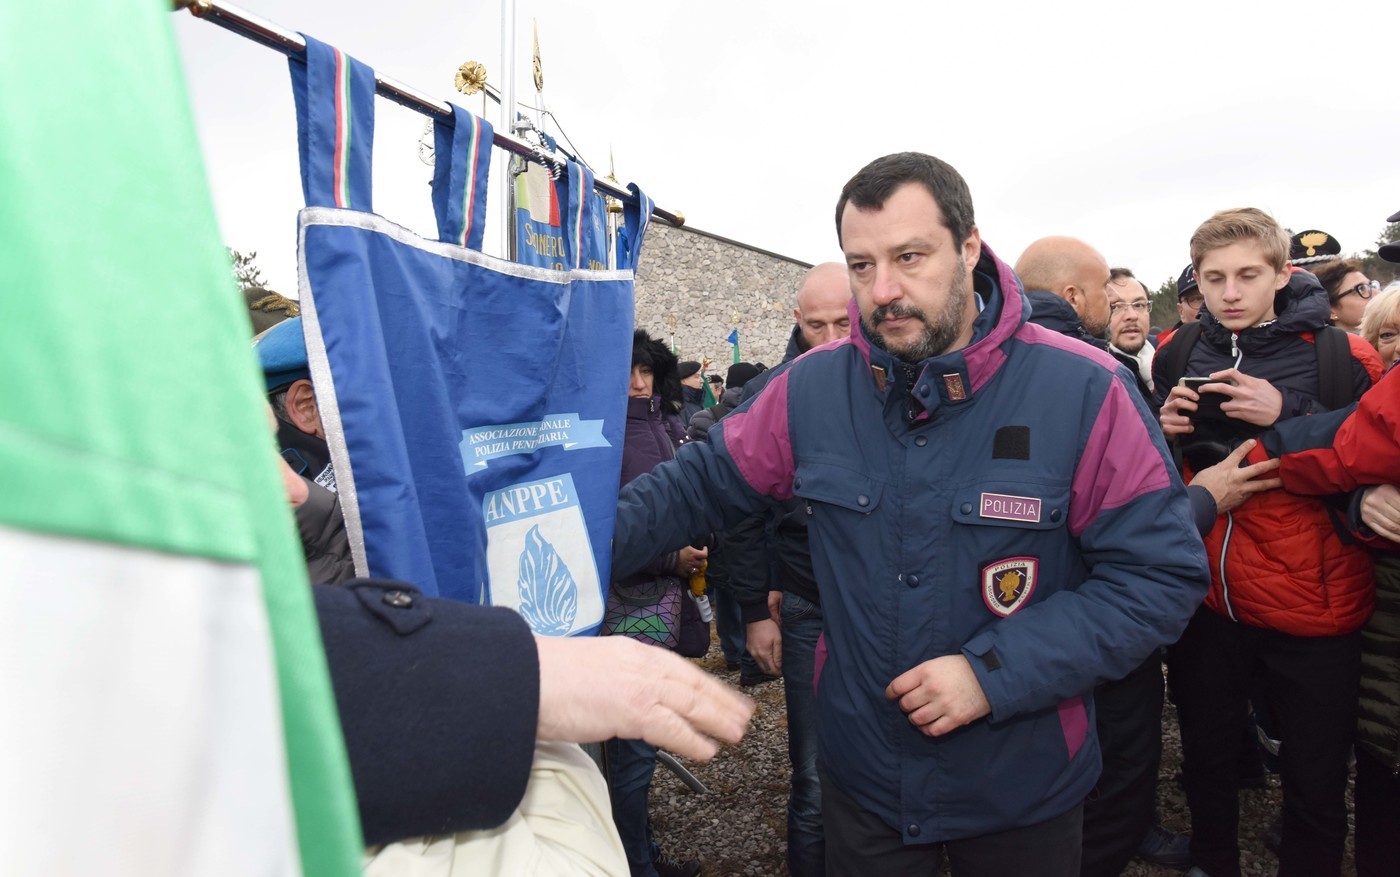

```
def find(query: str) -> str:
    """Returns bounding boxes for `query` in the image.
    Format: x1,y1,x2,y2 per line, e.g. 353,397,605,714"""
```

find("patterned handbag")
602,577,682,649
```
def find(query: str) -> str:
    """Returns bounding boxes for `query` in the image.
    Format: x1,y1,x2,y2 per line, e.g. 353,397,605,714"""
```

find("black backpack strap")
1156,322,1202,475
1157,321,1203,389
1313,326,1353,411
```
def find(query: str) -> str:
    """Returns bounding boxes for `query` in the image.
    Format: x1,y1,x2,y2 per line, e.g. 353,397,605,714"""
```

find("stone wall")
633,223,811,372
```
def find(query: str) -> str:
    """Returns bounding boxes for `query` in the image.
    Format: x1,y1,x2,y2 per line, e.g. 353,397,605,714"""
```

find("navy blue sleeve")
1261,402,1357,457
613,433,777,581
1186,484,1218,536
315,580,539,846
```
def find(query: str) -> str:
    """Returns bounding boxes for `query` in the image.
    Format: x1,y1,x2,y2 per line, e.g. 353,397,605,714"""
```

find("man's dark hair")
1109,267,1148,295
834,152,975,246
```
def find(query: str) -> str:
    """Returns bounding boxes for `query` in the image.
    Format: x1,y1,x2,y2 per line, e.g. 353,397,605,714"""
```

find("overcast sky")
174,0,1400,298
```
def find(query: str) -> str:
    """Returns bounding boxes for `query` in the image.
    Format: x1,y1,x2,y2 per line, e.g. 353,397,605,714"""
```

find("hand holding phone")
1177,376,1234,421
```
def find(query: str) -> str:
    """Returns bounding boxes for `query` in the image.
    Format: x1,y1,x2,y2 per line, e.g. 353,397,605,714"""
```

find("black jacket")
296,478,355,584
725,324,821,620
315,580,539,846
680,384,705,425
1024,289,1106,350
685,394,740,443
1108,345,1156,413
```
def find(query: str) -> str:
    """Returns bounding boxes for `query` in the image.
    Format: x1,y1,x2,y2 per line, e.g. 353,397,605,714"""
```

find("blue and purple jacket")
613,244,1208,842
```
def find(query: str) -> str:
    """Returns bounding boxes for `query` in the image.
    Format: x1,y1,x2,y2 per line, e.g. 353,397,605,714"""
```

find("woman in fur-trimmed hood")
624,329,686,469
608,327,711,877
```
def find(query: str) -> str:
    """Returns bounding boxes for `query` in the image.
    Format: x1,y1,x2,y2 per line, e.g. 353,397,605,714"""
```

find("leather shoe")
739,671,780,687
1138,822,1191,870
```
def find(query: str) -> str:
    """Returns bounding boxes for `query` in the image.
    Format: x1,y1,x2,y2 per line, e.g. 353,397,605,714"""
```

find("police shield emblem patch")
483,473,604,635
981,556,1038,617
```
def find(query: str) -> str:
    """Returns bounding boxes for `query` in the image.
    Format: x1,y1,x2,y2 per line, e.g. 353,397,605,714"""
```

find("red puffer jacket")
1199,484,1373,635
1156,269,1383,636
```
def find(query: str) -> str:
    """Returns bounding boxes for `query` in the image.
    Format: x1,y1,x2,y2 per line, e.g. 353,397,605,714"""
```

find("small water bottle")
688,561,714,623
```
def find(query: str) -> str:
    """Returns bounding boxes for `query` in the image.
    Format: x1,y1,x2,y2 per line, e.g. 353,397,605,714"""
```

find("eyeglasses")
1181,294,1204,308
1337,280,1380,301
1109,300,1151,314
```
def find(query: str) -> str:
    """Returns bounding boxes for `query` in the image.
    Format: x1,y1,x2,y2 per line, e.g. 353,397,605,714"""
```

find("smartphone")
1177,376,1235,392
1177,376,1232,420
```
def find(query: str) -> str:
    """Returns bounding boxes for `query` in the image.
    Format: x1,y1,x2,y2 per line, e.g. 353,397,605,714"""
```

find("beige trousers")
364,741,627,876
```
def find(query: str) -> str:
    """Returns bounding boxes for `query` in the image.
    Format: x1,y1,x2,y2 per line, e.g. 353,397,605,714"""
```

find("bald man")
791,261,853,351
1017,240,1189,873
1014,236,1112,341
724,262,851,877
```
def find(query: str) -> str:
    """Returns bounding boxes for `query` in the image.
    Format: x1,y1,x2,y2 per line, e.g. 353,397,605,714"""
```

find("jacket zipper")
1219,510,1237,621
1214,337,1247,621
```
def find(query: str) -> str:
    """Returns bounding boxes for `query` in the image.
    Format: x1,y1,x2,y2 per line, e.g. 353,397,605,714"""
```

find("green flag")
0,2,361,874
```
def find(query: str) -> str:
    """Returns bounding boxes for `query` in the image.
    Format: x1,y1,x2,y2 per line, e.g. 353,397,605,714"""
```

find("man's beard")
860,257,969,363
1114,332,1145,355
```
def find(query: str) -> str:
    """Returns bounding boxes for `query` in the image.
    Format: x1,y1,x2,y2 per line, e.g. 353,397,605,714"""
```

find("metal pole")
176,0,683,227
499,0,517,261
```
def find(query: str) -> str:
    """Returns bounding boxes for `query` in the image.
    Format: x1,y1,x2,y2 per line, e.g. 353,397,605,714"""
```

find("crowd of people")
594,155,1397,877
249,152,1400,877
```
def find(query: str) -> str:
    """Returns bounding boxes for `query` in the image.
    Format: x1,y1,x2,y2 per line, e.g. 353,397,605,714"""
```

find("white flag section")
0,1,362,874
0,526,298,875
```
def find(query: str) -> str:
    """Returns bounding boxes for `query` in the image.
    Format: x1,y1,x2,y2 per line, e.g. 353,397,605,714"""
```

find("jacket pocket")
792,460,883,515
950,482,1070,619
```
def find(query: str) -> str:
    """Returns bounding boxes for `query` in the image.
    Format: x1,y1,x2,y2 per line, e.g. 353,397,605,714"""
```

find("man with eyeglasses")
1158,264,1205,349
1107,268,1156,406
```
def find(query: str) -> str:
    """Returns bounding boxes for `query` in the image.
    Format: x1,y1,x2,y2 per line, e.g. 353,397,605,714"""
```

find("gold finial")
455,62,488,96
673,210,686,227
605,146,624,214
532,20,544,93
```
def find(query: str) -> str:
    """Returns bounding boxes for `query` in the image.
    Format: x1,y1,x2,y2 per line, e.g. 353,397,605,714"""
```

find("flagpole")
174,0,684,227
499,0,517,260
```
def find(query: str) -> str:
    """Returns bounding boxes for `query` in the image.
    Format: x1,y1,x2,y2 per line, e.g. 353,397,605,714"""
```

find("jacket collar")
848,241,1026,417
1198,267,1332,350
1023,289,1107,350
784,323,807,363
626,394,662,420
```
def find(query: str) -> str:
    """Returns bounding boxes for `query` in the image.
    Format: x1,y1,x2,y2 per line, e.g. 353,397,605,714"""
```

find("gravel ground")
647,640,1359,877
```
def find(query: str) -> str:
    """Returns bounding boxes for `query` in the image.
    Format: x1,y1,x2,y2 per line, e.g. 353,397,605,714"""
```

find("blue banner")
291,40,651,636
289,35,375,211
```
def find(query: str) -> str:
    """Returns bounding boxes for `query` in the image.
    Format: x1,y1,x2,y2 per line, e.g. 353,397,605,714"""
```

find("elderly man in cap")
1157,264,1205,349
253,316,352,582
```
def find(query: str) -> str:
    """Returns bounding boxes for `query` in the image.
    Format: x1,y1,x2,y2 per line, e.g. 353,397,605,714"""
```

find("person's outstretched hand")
535,635,754,760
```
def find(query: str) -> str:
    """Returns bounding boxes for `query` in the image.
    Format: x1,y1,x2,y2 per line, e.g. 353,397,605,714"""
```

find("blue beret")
254,316,310,391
